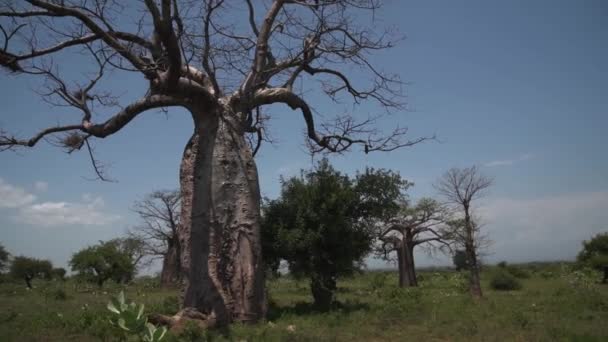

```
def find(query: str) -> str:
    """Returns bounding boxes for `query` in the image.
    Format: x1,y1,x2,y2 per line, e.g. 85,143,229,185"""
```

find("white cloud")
478,191,608,262
0,177,37,208
483,153,534,167
16,195,120,227
34,181,48,192
0,177,119,227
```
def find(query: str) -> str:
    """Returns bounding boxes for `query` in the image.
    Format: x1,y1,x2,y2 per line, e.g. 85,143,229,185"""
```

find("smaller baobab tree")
435,166,493,298
379,198,448,287
128,190,182,287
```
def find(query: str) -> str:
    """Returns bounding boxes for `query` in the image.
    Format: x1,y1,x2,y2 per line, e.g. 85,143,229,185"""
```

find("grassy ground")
0,263,607,341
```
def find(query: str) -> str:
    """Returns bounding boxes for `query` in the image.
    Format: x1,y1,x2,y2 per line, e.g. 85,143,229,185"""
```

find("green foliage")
453,250,468,271
507,266,531,279
490,270,522,291
107,291,167,341
262,159,408,309
51,267,67,280
70,240,136,287
9,256,53,287
577,232,608,272
0,243,9,272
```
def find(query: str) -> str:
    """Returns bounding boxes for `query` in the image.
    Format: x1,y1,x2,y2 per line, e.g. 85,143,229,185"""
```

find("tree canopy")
70,240,136,287
0,243,9,272
262,159,407,309
10,256,53,288
577,232,608,281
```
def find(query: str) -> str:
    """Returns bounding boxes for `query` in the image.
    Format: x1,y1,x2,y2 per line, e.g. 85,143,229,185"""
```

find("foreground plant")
107,291,167,342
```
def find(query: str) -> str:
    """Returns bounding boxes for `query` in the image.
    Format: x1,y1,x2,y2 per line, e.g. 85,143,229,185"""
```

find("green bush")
506,266,531,279
490,271,522,291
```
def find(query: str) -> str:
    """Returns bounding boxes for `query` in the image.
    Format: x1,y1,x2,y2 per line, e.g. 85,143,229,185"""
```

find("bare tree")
128,190,182,288
0,0,429,326
434,166,492,298
379,198,448,287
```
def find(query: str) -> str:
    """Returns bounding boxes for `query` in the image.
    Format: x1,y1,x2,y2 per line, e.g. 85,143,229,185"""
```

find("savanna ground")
1,262,606,341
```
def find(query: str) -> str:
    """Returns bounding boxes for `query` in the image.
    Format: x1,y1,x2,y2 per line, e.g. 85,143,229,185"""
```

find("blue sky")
1,0,607,272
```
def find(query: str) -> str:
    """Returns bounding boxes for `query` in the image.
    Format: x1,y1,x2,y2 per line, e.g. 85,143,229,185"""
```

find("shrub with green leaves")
107,291,167,342
490,271,522,291
506,266,530,279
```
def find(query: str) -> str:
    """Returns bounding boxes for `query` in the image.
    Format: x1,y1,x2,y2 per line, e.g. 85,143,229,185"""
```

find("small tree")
453,250,468,271
0,243,9,272
128,190,182,287
70,240,136,287
435,166,493,298
379,198,449,287
262,160,394,310
577,232,608,283
10,256,53,288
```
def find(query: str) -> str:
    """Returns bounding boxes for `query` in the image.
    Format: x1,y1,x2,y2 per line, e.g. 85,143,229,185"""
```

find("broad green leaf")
117,317,130,331
107,301,120,314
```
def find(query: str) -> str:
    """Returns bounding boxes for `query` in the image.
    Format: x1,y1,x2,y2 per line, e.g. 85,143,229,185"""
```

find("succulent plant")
107,291,167,341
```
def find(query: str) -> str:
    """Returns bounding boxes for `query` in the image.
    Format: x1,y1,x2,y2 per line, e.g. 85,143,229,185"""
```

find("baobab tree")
128,190,182,287
0,0,428,326
435,166,492,298
379,198,448,287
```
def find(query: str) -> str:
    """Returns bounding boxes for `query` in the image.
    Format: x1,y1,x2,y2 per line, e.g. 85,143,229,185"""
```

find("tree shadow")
267,300,370,320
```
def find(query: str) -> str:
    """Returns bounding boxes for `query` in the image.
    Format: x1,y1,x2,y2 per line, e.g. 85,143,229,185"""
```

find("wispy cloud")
0,177,119,227
15,195,120,227
0,177,36,208
483,153,534,167
478,191,608,262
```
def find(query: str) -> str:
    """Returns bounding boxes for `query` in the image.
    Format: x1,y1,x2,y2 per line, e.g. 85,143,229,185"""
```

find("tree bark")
398,235,418,287
464,210,483,298
160,238,182,287
311,272,336,311
396,246,405,287
177,106,266,326
406,243,418,287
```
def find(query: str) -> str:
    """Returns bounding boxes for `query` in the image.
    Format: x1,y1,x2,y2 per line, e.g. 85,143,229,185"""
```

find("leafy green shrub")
490,271,522,291
506,266,531,279
107,291,167,341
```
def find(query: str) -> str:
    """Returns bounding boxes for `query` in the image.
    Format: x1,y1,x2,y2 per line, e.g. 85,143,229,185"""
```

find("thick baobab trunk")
160,239,182,287
177,106,266,326
397,238,418,287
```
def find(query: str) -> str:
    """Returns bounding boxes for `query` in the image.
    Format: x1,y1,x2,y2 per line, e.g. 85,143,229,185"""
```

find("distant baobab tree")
379,198,449,287
0,0,429,327
128,190,182,288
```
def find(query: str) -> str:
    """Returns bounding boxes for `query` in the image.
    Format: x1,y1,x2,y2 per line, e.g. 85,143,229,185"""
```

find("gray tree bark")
464,211,483,298
177,106,266,326
160,238,182,287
